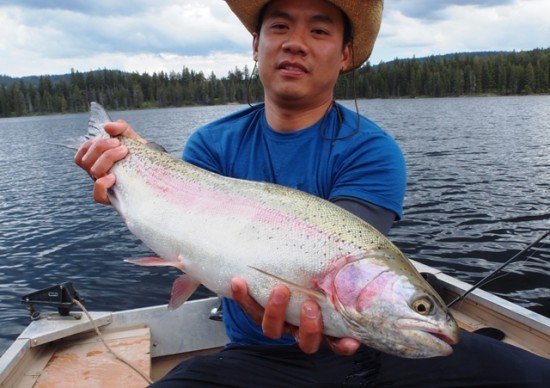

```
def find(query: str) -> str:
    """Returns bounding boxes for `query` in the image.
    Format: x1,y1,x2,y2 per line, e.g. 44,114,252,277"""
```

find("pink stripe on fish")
136,160,332,240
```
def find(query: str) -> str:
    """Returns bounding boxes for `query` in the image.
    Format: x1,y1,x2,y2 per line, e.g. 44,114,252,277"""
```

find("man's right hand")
74,120,145,205
231,278,361,355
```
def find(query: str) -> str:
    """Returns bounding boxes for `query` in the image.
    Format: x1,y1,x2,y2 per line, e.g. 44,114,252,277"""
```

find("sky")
0,0,548,78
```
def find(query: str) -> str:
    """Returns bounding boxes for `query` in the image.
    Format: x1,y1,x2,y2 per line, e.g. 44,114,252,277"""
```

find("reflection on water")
0,96,549,354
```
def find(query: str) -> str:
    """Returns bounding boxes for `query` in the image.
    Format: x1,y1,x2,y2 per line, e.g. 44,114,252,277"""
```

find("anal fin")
125,256,184,271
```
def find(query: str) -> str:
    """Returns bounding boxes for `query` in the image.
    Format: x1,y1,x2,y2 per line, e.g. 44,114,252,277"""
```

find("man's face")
253,0,352,107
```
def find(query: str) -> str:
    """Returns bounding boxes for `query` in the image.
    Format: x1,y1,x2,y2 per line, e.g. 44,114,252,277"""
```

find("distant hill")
379,50,510,66
0,51,520,86
1,73,80,87
1,48,548,117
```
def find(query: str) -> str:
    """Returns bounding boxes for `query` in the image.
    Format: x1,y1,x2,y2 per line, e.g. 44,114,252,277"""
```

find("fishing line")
71,297,154,384
320,47,361,142
246,61,258,107
447,230,550,308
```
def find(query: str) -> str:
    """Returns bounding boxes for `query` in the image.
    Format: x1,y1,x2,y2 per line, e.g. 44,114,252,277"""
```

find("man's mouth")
278,61,308,75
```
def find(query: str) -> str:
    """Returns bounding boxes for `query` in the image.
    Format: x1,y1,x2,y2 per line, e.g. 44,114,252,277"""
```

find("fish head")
330,253,459,358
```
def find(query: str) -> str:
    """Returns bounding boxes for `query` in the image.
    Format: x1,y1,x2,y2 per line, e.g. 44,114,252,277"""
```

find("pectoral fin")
248,266,326,303
168,274,201,310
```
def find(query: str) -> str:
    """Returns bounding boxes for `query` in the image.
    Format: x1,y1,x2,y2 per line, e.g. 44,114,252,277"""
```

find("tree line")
0,48,548,118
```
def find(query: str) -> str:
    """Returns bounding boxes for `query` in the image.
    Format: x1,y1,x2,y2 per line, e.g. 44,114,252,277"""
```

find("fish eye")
412,297,434,315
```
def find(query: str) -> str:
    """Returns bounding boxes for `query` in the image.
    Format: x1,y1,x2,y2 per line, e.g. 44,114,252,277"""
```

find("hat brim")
225,0,383,71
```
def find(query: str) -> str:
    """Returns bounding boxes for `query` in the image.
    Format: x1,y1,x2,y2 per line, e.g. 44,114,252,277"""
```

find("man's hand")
74,120,145,204
231,278,361,355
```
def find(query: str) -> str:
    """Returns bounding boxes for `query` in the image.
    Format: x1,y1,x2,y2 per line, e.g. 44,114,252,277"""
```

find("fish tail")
88,102,112,138
81,101,112,143
49,102,112,150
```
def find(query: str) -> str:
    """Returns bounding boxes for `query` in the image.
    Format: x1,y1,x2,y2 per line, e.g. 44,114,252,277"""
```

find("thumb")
104,120,146,143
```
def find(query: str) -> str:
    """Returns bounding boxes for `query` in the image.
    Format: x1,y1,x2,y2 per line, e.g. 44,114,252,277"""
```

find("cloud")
0,0,548,77
389,0,515,20
5,0,250,57
0,0,255,77
375,0,550,61
0,0,155,16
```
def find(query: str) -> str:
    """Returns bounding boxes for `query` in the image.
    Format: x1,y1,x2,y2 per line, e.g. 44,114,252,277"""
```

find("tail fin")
49,102,112,150
88,102,112,139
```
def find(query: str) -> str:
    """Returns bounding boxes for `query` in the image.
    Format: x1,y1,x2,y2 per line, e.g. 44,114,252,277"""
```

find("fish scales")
83,102,460,358
113,139,356,286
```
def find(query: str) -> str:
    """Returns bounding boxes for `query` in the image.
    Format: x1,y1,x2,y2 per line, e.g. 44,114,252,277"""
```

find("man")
76,0,549,386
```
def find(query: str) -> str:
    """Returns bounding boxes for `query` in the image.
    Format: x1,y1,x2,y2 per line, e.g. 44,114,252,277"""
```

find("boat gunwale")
1,266,549,385
411,260,550,335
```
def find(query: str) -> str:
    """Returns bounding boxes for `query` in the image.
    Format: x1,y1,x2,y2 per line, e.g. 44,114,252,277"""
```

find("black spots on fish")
297,243,315,257
326,229,350,245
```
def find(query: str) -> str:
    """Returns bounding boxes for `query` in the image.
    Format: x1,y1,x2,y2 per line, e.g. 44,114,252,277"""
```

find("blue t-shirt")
183,102,406,346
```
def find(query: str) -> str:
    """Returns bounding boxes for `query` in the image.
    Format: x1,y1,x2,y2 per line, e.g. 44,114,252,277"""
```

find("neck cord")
319,98,360,142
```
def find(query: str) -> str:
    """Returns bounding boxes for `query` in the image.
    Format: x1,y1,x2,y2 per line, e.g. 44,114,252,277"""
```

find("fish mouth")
426,330,459,346
413,326,460,356
393,319,459,357
352,326,457,358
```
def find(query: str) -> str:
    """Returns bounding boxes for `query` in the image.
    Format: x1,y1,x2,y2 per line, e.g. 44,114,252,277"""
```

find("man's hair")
254,3,353,47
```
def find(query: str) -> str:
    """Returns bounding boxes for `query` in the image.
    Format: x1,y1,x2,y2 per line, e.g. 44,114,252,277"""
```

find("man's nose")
281,29,308,55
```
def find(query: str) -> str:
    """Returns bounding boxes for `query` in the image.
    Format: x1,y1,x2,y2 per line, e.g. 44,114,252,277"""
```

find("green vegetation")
0,48,548,117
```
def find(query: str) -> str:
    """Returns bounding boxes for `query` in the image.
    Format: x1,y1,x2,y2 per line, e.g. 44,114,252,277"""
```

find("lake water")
1,96,549,355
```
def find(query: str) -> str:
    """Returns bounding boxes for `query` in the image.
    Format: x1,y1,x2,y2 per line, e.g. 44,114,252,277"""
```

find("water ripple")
1,97,549,355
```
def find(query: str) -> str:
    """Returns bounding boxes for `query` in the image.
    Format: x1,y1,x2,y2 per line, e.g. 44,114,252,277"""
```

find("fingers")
231,279,291,340
75,137,123,172
230,277,359,356
327,336,361,356
93,174,116,205
74,120,141,176
104,120,145,142
295,300,323,354
231,278,265,325
74,120,138,206
90,142,128,178
262,285,290,339
75,138,127,205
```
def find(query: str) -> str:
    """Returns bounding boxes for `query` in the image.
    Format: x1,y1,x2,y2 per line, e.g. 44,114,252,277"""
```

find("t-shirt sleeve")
182,125,223,174
329,129,406,220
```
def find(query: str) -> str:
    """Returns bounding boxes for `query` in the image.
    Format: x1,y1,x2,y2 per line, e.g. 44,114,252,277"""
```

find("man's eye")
271,23,288,30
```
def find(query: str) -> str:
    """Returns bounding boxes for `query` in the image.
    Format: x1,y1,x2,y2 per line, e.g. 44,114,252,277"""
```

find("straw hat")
224,0,383,71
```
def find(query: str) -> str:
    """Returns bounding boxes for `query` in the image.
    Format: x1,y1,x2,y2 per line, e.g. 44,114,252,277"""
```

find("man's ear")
341,41,353,73
253,33,259,62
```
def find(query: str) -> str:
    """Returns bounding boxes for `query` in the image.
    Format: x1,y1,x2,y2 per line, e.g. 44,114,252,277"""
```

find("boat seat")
31,327,151,387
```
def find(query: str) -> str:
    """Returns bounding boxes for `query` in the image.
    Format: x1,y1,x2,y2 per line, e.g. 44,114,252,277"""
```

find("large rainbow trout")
83,102,459,358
